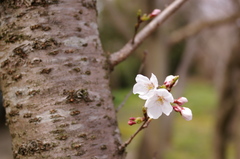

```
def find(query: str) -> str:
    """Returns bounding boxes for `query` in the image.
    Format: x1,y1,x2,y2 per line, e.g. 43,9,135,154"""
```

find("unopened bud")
180,107,192,121
164,75,179,88
149,9,161,18
174,97,188,106
129,117,136,121
128,120,136,126
137,9,142,16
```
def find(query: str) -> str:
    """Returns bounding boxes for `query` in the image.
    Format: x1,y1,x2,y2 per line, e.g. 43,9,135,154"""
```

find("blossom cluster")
130,73,192,124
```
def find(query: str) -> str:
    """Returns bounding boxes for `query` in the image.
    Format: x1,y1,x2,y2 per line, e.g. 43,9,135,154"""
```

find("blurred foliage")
110,56,140,88
98,1,141,53
168,41,186,74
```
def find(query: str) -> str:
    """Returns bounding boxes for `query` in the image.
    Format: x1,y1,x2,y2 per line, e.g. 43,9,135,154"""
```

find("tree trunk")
214,31,240,159
0,1,124,158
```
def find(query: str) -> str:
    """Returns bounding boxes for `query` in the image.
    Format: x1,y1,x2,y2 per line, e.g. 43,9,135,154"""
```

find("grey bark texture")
0,0,124,158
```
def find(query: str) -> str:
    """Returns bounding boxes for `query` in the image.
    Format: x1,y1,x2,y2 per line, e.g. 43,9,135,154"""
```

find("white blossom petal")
147,106,162,119
138,95,148,100
144,94,159,108
133,83,148,95
139,90,156,100
144,89,174,119
133,74,159,100
150,73,158,88
164,94,174,102
159,90,174,102
161,103,173,116
135,74,150,83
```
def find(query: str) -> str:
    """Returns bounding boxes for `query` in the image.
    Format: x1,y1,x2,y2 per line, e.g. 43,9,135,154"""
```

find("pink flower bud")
128,120,136,126
174,97,188,106
164,75,179,88
180,107,192,121
149,9,161,18
129,117,136,121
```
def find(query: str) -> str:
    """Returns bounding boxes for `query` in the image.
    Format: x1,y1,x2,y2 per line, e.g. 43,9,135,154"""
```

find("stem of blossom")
119,117,151,152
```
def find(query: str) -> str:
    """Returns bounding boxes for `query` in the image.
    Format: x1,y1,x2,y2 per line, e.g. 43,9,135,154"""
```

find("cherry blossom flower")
144,89,174,119
180,107,192,121
133,73,158,100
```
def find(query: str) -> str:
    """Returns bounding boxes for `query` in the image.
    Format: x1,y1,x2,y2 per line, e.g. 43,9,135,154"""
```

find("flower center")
157,96,164,105
147,83,154,90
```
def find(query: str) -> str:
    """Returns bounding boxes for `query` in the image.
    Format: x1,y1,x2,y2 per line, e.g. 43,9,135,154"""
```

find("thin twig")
132,16,142,44
110,0,189,67
116,91,133,112
119,117,151,152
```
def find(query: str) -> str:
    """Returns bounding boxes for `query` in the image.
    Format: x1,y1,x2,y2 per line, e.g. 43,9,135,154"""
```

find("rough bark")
0,0,123,158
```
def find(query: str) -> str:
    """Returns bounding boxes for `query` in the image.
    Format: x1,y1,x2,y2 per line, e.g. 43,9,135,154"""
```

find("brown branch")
109,0,189,67
168,12,240,45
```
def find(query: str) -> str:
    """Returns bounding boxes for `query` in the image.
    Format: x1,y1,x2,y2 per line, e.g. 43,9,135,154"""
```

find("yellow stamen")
157,96,164,105
147,83,154,90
